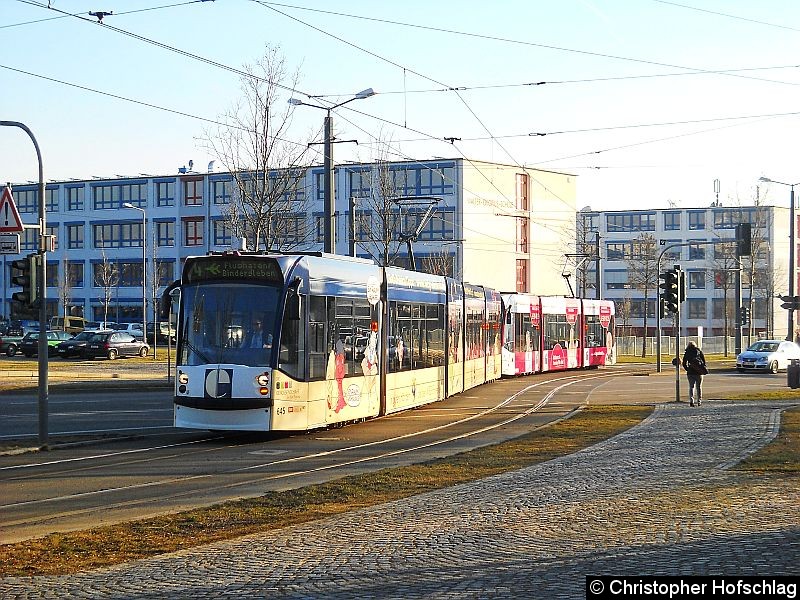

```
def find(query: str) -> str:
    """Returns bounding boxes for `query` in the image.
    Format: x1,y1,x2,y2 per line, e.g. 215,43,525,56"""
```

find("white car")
112,323,144,339
736,340,800,373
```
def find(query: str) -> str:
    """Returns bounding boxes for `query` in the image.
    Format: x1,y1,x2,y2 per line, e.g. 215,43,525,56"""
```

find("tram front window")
180,283,280,367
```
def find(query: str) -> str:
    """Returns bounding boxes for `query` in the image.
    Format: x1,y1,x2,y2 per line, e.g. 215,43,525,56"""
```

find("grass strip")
0,404,651,577
735,405,800,473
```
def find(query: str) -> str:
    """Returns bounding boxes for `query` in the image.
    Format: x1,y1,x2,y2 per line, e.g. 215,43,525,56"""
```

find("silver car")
735,340,800,373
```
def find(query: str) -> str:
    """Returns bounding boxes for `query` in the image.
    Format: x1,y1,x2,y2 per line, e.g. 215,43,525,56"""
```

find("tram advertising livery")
167,252,615,432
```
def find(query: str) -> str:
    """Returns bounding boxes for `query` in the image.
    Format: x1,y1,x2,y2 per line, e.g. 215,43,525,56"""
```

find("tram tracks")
0,370,628,543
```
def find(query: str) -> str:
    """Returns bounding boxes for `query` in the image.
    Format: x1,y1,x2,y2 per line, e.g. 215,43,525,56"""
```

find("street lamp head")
355,87,375,99
759,177,772,183
287,98,303,106
121,202,135,209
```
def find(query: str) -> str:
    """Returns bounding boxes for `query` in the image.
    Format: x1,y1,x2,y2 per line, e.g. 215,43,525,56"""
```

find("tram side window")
278,291,305,380
389,301,445,372
309,296,328,381
331,297,374,378
514,314,540,353
585,315,604,348
543,315,573,349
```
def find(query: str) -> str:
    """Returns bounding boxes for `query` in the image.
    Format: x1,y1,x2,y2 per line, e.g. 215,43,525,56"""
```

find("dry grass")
0,405,651,577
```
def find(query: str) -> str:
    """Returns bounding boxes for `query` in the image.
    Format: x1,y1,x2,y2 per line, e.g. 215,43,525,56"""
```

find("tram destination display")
184,256,284,284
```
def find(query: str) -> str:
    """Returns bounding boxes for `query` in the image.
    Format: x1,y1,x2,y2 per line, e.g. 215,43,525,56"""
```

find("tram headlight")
178,371,189,385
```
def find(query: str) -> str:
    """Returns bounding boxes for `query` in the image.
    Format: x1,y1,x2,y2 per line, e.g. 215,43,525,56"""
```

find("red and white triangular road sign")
0,186,24,234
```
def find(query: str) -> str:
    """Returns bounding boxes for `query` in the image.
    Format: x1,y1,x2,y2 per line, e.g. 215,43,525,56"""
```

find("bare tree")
57,257,76,327
202,45,315,252
95,245,118,326
626,233,659,357
420,247,455,277
350,155,404,266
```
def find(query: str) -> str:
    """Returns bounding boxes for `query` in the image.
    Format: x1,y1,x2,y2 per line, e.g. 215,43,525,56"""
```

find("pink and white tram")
501,294,616,377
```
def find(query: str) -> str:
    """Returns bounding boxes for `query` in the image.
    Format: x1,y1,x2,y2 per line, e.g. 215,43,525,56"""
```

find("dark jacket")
682,345,707,375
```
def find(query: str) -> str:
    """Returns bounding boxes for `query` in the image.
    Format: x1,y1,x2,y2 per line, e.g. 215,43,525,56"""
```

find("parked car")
0,334,22,357
736,340,800,373
19,331,74,357
112,323,144,339
146,322,176,344
84,321,117,332
84,331,149,360
49,316,87,335
56,330,109,358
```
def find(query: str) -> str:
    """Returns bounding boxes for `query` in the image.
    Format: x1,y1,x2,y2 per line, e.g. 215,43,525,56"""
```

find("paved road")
3,392,797,598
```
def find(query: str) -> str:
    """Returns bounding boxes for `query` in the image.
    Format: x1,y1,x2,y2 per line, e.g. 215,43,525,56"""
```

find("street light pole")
289,88,375,254
122,203,146,342
760,177,798,341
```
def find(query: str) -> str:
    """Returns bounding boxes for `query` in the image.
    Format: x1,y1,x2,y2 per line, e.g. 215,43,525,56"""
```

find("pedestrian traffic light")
780,295,800,310
659,270,679,313
736,222,752,257
739,306,751,325
10,254,39,308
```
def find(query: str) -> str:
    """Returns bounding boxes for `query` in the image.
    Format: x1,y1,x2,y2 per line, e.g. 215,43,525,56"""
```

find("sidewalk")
3,397,797,598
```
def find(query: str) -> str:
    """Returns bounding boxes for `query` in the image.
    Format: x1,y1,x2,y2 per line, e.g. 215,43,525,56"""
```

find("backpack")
691,355,708,375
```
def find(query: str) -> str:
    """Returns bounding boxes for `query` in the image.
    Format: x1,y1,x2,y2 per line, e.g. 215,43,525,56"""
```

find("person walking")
682,341,708,407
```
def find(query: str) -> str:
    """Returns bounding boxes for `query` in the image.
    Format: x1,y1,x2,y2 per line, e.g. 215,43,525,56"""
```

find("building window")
45,187,58,213
516,259,528,293
67,224,84,249
155,220,175,247
606,213,655,232
686,299,706,320
93,222,143,248
516,173,529,211
516,218,529,253
662,239,681,261
156,180,175,207
213,179,233,205
713,241,736,259
688,270,706,289
314,213,324,243
714,270,734,288
155,259,174,287
21,228,37,251
581,213,598,232
183,177,203,206
688,211,706,230
183,217,204,246
348,169,371,198
606,242,630,260
66,186,84,211
67,262,84,287
663,211,680,230
92,182,147,210
688,241,706,260
213,219,231,247
93,261,142,287
15,189,37,214
714,209,754,230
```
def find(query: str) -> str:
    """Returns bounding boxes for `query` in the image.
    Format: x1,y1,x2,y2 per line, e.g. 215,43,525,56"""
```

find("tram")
164,252,613,432
500,293,616,377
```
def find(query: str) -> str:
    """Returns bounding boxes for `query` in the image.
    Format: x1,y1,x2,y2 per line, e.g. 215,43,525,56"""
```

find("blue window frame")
688,211,706,230
45,187,58,213
155,220,175,247
213,179,233,205
66,185,84,211
66,223,84,249
14,189,37,214
93,182,147,210
92,221,143,248
663,211,680,230
156,180,175,207
212,218,231,246
606,212,655,232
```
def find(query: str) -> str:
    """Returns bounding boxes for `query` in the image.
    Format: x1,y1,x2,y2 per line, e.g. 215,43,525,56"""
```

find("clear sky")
2,0,800,213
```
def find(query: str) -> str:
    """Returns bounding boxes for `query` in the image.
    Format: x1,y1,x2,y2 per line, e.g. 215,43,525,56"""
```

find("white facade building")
1,159,576,323
578,206,793,341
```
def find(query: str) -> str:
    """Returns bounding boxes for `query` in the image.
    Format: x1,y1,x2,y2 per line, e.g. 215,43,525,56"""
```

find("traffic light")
739,306,751,325
736,222,752,257
659,270,679,314
10,254,39,308
678,270,686,302
781,295,800,310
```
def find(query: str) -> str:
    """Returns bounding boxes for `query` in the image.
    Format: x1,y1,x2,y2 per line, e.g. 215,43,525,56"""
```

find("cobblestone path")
3,400,798,599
